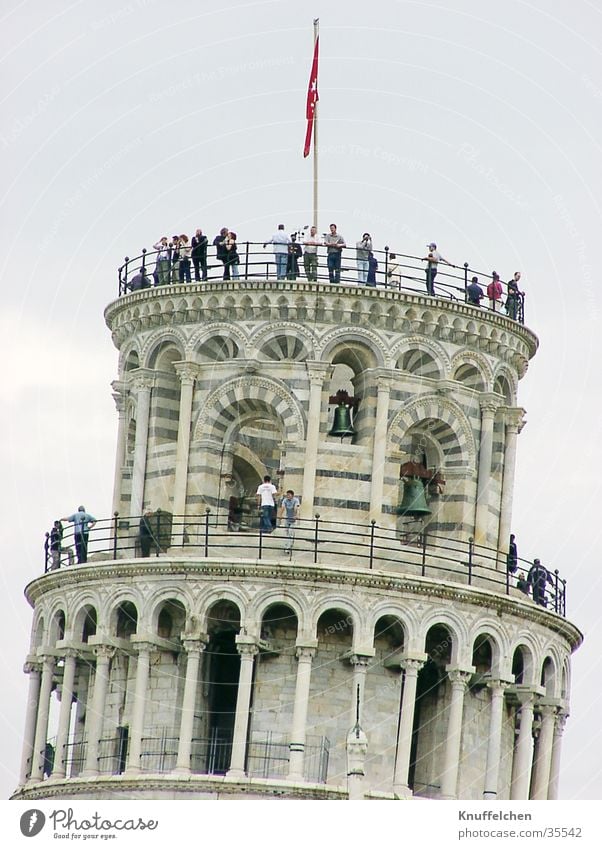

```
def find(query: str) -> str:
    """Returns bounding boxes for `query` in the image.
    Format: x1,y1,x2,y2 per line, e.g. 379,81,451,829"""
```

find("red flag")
303,36,319,158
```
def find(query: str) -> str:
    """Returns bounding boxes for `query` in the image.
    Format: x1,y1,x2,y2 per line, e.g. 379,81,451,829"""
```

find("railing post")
463,262,469,302
44,532,50,573
141,247,147,274
113,512,119,560
155,509,161,557
384,246,389,287
369,520,376,570
244,241,249,279
554,569,560,613
258,526,263,560
468,536,474,585
118,266,123,297
123,256,130,294
506,556,510,595
313,513,320,564
562,578,566,616
421,528,427,576
204,508,210,558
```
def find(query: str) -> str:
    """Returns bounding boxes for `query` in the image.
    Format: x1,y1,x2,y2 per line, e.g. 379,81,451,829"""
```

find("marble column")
129,369,155,518
393,657,425,797
82,646,114,777
18,661,41,786
497,408,525,557
440,668,472,799
172,363,197,540
110,381,129,515
288,645,316,782
547,710,568,800
175,637,206,774
483,679,511,799
349,654,373,731
30,654,55,783
227,638,259,778
369,372,393,521
531,704,557,799
474,396,499,544
510,691,536,799
126,642,152,775
300,363,331,520
53,651,78,780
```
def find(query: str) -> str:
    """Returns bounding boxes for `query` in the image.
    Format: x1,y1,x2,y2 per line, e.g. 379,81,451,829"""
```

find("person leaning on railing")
505,271,523,320
324,223,346,284
60,506,96,565
422,241,452,295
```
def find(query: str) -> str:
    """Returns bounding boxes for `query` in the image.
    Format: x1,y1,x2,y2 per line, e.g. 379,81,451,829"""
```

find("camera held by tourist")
356,233,372,283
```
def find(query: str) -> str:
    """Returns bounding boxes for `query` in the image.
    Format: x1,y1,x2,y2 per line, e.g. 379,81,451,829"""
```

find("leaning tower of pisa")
13,264,581,801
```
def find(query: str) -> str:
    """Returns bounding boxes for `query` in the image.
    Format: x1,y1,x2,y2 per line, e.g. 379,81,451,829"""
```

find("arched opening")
124,349,140,371
410,624,453,795
156,599,187,646
511,645,533,685
493,374,512,404
114,601,138,640
453,363,486,393
49,610,66,644
197,335,239,362
199,601,242,774
541,657,556,698
147,342,182,449
76,606,97,644
471,635,493,678
398,349,441,381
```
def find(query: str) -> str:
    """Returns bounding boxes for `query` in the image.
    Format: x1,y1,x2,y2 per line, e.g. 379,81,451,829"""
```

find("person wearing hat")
60,506,97,564
422,242,451,295
466,276,484,306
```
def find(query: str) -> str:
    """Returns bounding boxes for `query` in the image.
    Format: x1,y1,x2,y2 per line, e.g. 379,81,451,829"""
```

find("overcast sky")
1,0,601,801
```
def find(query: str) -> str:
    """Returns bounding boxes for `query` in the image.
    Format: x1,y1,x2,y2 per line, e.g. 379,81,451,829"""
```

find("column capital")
129,368,156,392
369,367,397,387
305,361,332,384
499,406,526,432
235,635,260,657
173,361,199,384
488,678,513,694
111,380,129,413
182,637,208,654
129,639,155,655
93,644,116,662
480,394,501,416
400,656,426,674
348,653,373,669
23,660,42,675
446,667,474,688
296,645,317,661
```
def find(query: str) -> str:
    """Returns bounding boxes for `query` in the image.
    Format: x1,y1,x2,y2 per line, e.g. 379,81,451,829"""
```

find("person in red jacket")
487,271,503,311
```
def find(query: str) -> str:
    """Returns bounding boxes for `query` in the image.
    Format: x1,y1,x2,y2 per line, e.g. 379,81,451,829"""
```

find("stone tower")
13,263,581,801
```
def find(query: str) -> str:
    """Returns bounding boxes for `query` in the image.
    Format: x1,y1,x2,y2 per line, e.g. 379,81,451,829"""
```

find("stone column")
547,710,568,800
172,363,197,539
483,679,512,799
227,637,259,779
110,381,128,515
82,646,114,777
531,704,557,799
349,653,373,731
497,408,525,556
29,654,55,783
126,641,152,775
474,396,499,544
175,637,207,774
18,661,41,786
288,645,317,782
53,651,78,780
440,668,472,799
510,690,536,799
393,657,425,798
300,363,331,520
129,370,155,518
347,723,368,801
369,371,393,521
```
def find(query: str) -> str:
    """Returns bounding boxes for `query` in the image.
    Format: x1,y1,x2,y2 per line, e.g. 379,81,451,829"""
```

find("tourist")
139,510,155,558
225,231,240,280
505,272,523,320
422,242,451,295
178,234,192,283
60,506,96,565
256,475,278,533
213,227,230,280
516,572,530,595
287,234,302,280
128,267,152,292
487,271,503,311
324,223,346,284
356,233,372,283
263,224,291,280
467,275,484,306
153,236,171,286
367,251,378,286
506,533,518,574
169,236,181,283
191,229,208,281
387,253,402,288
303,226,320,281
279,489,300,553
49,520,63,571
527,558,553,606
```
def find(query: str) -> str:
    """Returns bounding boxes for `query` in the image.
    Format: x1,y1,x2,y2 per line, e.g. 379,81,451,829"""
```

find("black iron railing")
44,511,566,615
117,242,525,324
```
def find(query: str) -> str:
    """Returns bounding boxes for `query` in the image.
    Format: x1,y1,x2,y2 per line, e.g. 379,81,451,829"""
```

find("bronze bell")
328,403,356,439
397,477,431,517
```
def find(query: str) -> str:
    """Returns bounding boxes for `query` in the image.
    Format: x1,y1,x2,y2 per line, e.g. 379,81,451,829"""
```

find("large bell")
328,403,356,439
397,477,431,518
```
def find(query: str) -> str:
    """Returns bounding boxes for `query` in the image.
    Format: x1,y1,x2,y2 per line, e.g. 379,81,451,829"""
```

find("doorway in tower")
409,624,452,797
198,601,242,774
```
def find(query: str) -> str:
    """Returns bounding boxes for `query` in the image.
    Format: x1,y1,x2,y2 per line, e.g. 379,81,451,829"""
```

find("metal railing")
44,511,566,615
117,242,525,324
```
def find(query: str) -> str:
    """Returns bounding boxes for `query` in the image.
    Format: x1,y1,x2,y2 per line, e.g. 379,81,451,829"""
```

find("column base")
225,768,247,780
392,783,412,799
172,766,191,776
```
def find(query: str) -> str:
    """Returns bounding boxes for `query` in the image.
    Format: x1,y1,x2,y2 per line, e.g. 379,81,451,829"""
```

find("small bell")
397,477,431,517
328,403,356,439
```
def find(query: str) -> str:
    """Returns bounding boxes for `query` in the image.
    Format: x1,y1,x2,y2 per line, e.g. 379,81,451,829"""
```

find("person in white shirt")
153,236,171,286
256,475,278,533
303,225,320,281
422,241,451,295
264,224,291,280
324,223,346,284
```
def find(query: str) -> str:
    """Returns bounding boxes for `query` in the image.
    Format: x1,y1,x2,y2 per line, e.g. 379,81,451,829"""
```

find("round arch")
319,328,388,370
139,328,187,369
387,395,476,469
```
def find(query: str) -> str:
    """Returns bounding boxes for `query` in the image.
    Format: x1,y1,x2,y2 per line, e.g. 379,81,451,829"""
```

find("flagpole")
312,18,319,230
